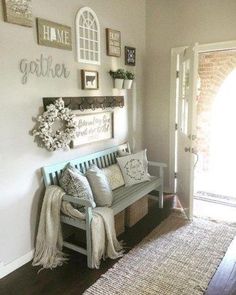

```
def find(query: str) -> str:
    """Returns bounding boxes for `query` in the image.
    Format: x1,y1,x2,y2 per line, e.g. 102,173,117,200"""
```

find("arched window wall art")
76,7,101,65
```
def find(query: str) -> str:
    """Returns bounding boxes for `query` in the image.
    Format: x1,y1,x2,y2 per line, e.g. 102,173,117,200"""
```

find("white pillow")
116,150,151,186
102,164,125,190
86,165,113,207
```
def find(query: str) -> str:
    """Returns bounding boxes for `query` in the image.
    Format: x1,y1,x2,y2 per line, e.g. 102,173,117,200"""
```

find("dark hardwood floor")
1,196,236,295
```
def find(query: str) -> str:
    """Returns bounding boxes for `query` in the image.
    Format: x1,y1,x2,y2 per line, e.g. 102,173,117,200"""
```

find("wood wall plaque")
36,18,72,50
43,96,124,111
106,28,121,57
2,0,32,27
72,112,114,147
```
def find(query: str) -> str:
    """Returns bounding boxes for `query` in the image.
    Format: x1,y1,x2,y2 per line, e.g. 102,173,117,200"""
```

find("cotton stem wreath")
32,98,77,151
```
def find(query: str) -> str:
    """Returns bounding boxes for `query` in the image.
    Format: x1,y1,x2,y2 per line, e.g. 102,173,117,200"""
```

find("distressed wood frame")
81,70,99,90
36,18,72,50
2,0,33,27
72,111,114,147
106,28,121,57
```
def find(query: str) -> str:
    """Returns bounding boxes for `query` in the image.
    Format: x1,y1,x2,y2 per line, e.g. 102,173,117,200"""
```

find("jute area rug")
84,210,236,295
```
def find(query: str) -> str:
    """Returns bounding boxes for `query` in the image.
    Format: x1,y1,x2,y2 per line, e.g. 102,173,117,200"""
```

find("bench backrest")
42,143,130,187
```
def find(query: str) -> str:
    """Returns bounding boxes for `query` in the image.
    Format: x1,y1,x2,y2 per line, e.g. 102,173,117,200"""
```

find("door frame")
169,40,236,193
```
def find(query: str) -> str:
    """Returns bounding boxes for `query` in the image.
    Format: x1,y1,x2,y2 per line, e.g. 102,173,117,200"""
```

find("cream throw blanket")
33,185,123,269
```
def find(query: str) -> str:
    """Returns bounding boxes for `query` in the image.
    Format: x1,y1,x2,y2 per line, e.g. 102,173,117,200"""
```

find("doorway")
194,49,236,222
170,41,236,222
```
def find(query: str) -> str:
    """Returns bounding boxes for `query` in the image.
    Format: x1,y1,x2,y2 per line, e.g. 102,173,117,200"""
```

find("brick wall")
196,50,236,171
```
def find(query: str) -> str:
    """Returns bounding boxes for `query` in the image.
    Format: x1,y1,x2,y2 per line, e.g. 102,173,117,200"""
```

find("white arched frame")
76,7,100,65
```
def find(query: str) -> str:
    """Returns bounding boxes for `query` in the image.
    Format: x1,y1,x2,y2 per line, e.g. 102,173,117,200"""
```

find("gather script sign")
19,54,70,84
73,112,113,147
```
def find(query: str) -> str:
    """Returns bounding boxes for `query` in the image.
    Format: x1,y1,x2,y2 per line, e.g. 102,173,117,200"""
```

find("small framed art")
81,70,99,90
125,46,136,66
106,28,121,57
2,0,33,27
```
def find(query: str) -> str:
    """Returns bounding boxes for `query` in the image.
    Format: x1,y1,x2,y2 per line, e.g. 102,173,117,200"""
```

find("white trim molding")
169,46,187,192
0,250,34,279
198,40,236,53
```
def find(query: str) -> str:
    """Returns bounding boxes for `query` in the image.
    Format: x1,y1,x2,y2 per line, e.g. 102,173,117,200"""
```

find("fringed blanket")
33,185,123,270
91,207,124,268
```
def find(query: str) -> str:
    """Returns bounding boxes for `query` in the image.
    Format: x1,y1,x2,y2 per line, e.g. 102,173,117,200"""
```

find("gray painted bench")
42,143,167,268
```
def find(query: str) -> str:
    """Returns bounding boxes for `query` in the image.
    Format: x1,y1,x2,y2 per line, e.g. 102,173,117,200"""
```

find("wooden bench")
42,143,167,268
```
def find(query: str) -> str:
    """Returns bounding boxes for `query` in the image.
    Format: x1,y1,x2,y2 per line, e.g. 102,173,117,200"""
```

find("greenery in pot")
125,71,135,80
109,69,126,79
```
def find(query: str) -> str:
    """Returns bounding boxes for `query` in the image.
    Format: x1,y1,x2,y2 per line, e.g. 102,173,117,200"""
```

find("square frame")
81,70,99,90
106,28,121,57
2,0,33,27
125,46,136,66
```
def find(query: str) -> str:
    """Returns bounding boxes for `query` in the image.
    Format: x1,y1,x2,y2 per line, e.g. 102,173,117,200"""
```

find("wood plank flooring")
1,196,236,295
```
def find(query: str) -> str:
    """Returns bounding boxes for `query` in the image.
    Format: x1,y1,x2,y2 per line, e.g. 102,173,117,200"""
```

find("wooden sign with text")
37,18,72,50
3,0,33,27
73,112,113,147
106,28,121,57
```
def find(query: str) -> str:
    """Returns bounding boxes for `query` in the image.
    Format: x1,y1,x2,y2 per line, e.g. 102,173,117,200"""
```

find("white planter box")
124,79,133,89
114,79,124,89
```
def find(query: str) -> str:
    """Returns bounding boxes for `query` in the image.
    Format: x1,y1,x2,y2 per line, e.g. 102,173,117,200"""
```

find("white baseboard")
0,249,34,279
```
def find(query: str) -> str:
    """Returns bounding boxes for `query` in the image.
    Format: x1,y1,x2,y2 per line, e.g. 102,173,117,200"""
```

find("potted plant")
124,71,135,89
109,69,126,89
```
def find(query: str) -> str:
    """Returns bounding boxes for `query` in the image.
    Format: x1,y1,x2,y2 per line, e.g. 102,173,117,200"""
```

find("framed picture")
2,0,33,27
72,112,113,147
106,28,121,57
81,70,99,90
125,46,136,66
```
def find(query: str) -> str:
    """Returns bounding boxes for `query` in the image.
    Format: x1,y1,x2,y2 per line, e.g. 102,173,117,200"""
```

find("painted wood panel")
37,18,72,50
2,0,32,27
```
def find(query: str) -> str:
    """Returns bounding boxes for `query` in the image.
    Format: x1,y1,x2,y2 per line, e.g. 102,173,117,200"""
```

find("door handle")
184,147,191,152
188,134,197,140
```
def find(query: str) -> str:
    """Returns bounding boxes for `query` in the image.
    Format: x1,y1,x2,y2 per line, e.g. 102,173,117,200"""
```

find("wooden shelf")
43,96,124,111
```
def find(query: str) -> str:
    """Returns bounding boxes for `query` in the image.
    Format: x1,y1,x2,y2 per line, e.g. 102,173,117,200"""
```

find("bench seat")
42,143,166,268
112,177,161,215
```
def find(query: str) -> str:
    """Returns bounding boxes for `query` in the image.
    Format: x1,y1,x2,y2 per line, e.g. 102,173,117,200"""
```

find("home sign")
36,18,72,50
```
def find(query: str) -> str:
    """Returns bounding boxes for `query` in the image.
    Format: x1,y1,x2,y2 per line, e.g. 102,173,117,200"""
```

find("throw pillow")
116,150,151,186
59,163,95,209
101,164,125,190
86,165,113,207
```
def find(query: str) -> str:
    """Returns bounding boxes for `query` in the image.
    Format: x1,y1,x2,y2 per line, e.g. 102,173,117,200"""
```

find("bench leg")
159,186,164,208
159,167,164,208
85,207,93,268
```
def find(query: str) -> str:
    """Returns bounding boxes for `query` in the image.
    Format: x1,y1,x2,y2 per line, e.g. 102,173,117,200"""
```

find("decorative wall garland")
32,98,77,151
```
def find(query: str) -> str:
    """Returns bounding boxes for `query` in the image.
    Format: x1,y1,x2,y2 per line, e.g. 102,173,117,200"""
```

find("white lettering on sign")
42,25,69,44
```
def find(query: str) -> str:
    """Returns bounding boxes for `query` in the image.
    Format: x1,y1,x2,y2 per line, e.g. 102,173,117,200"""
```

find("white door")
176,45,198,219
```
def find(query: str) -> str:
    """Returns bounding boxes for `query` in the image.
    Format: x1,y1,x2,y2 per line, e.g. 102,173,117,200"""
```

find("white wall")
145,0,236,189
0,0,146,269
